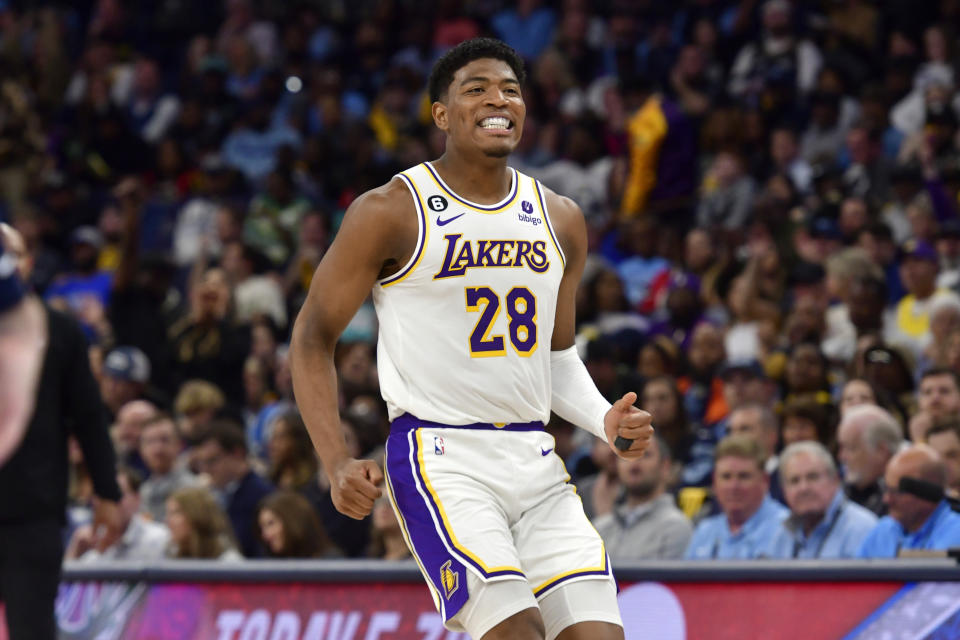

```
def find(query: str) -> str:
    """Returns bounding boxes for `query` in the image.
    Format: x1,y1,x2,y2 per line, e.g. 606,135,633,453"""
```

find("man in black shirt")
0,223,123,640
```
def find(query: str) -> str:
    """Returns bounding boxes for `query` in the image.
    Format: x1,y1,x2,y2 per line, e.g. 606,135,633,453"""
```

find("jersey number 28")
465,286,537,357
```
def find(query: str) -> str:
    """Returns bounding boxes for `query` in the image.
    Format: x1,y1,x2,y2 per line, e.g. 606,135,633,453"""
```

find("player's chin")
481,144,514,158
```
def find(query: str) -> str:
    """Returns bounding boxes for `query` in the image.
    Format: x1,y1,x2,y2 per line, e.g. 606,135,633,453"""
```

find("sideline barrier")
1,559,959,639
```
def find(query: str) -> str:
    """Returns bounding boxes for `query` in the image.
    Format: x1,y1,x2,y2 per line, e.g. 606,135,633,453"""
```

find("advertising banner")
2,578,956,639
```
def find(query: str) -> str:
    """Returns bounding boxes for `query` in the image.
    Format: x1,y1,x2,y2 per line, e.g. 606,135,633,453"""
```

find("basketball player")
291,38,653,640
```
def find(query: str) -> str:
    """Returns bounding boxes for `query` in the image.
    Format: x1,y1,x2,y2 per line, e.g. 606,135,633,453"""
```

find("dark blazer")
227,470,274,557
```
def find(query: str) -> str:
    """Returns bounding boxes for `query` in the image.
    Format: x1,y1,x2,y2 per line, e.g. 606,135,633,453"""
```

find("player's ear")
432,101,449,131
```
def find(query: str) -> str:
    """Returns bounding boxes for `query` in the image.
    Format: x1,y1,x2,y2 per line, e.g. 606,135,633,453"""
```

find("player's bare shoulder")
540,185,587,264
338,176,420,278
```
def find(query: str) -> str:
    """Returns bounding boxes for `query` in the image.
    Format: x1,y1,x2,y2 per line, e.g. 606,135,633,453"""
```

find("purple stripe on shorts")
386,429,470,621
391,413,544,435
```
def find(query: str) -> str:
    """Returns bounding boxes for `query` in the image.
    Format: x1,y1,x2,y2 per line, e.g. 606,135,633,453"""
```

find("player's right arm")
290,179,417,519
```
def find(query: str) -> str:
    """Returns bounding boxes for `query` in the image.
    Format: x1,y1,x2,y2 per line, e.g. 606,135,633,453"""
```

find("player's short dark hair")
428,37,526,103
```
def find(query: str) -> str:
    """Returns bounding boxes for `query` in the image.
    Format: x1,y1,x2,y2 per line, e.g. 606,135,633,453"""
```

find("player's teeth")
481,118,509,129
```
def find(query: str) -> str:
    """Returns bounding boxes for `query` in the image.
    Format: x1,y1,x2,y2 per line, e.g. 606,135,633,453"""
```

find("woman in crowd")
267,410,318,491
165,486,242,560
255,490,340,558
366,496,410,561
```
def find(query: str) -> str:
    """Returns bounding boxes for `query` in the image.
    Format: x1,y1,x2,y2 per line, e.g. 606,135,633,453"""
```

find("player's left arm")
544,188,653,459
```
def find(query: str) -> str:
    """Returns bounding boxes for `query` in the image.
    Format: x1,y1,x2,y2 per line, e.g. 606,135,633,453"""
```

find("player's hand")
330,458,384,520
603,392,654,460
91,498,124,552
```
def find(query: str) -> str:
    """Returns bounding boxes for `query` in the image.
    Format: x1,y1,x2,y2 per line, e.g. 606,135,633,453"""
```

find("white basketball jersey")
372,162,566,424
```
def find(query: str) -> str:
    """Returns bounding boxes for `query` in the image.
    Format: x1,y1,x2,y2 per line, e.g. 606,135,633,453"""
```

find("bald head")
888,444,947,487
884,445,947,533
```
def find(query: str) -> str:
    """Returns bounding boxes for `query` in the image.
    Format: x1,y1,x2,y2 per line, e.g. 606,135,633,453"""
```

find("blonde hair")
174,379,226,415
167,486,237,559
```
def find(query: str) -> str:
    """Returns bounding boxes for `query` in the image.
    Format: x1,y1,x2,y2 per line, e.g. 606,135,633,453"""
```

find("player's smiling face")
435,58,525,158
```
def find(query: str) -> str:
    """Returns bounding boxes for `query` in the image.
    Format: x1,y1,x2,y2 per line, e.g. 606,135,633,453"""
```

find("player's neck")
431,152,512,205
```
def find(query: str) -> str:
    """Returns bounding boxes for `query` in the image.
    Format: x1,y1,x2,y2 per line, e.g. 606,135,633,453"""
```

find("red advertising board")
0,579,930,639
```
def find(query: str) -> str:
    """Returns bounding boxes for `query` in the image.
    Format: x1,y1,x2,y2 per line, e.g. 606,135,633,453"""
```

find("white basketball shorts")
384,413,616,628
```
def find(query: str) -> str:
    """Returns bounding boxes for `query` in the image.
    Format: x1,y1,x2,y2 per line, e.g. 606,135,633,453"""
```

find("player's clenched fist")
331,458,384,520
603,391,654,460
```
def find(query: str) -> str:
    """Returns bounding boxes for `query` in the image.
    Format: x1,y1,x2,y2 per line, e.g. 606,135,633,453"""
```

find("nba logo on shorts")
434,436,445,455
440,560,459,599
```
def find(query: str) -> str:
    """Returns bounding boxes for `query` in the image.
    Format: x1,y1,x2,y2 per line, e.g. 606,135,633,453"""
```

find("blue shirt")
858,501,960,558
685,495,788,559
763,490,878,559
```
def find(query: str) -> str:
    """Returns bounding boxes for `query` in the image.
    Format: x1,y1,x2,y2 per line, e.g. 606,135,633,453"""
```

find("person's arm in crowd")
290,179,417,520
61,310,123,548
112,177,144,294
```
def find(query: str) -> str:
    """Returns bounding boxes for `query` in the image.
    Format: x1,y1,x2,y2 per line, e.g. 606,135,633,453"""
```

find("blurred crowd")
5,0,960,562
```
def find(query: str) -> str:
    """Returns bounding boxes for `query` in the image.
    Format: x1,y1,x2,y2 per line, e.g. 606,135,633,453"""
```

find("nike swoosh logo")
437,213,466,226
540,447,553,456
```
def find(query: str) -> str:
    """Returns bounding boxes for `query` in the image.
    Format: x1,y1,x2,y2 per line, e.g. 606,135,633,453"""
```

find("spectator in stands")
65,466,171,562
255,490,339,558
685,436,789,559
110,399,157,478
173,379,227,448
100,346,152,421
593,437,692,561
164,486,242,560
780,397,836,449
301,413,371,558
639,376,694,484
167,266,249,405
728,403,784,504
367,495,410,561
194,420,273,557
888,239,960,359
44,226,113,337
840,378,879,417
138,414,200,521
917,368,960,424
728,0,822,102
925,420,960,498
575,437,621,521
220,241,287,327
764,442,877,558
267,410,318,492
837,405,904,516
682,358,774,488
858,445,960,557
618,72,697,222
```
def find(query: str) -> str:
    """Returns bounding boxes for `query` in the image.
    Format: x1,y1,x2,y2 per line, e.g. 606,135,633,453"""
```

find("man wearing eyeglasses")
858,445,960,557
763,442,877,558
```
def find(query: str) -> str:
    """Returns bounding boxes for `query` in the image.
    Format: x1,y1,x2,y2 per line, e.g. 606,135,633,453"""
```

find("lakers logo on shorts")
440,560,460,600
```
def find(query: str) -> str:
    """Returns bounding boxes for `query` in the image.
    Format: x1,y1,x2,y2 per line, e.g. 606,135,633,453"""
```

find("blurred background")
5,0,960,572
